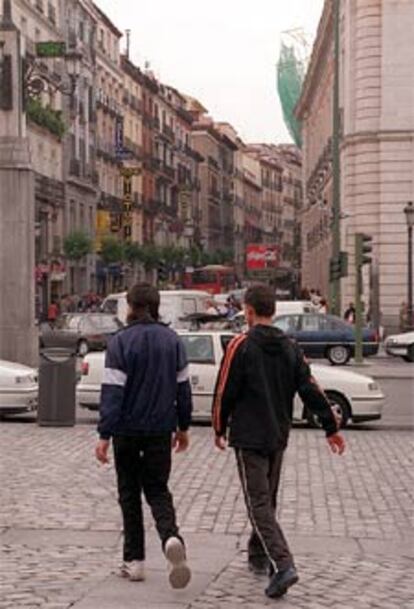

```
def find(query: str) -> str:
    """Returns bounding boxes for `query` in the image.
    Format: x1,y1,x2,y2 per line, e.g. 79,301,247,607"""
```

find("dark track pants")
235,448,294,573
113,434,181,562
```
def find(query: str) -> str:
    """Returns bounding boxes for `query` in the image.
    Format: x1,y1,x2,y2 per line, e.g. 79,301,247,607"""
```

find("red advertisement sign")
246,244,280,271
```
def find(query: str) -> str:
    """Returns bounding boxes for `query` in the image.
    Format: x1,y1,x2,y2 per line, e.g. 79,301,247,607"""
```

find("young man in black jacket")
213,284,345,599
95,284,192,589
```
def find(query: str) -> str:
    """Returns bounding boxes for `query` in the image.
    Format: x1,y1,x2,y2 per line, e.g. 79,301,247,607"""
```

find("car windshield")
88,316,122,333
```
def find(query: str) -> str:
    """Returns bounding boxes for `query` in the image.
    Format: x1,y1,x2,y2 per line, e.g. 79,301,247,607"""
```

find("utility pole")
330,0,341,316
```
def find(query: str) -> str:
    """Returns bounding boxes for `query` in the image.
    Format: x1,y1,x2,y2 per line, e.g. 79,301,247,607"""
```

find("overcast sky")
95,0,324,144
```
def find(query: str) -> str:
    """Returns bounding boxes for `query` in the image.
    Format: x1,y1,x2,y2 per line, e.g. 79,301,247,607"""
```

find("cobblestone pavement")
0,423,413,608
190,552,414,609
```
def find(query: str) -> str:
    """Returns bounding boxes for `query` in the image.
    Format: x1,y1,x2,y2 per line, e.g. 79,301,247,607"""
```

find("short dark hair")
244,284,275,317
127,283,160,322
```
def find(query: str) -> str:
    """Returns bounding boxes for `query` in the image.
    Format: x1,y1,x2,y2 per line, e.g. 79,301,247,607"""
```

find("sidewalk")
0,425,413,608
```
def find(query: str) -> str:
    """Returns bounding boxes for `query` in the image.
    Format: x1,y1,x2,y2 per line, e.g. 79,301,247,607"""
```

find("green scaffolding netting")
277,42,305,148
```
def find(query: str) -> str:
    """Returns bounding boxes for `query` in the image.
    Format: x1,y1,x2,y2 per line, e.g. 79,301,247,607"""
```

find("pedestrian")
399,301,408,332
344,302,356,324
95,283,193,588
47,300,59,326
318,298,328,314
206,300,219,316
212,284,345,599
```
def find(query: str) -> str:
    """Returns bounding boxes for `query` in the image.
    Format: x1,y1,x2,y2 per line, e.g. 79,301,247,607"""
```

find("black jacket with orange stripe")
212,325,338,452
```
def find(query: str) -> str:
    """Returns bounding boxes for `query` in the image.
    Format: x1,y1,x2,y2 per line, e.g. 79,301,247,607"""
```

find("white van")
275,301,316,315
102,290,211,327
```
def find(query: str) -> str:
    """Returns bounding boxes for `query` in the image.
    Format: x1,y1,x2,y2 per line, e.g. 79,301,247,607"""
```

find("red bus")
184,265,237,295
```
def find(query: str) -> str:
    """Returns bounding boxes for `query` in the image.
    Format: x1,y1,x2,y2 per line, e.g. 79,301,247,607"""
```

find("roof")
93,3,123,38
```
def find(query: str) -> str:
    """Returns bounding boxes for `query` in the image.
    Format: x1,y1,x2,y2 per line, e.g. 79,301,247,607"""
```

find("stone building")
189,103,238,255
296,0,414,330
63,0,99,295
12,0,66,316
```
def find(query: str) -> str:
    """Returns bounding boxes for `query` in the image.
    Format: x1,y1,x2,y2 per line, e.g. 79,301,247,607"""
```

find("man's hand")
95,439,110,464
172,431,189,453
327,433,346,455
215,435,227,451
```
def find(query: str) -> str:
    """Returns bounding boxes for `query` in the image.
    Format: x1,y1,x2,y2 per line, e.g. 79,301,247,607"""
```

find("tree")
63,231,93,262
100,236,124,265
63,231,93,293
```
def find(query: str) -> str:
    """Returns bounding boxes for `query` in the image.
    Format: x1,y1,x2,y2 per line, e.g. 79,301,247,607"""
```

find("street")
0,356,413,609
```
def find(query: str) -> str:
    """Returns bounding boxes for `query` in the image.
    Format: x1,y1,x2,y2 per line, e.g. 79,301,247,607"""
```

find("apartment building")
12,0,66,316
63,0,98,295
94,3,123,252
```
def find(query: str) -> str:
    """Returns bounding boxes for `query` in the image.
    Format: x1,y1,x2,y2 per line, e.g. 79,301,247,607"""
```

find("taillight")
81,362,89,376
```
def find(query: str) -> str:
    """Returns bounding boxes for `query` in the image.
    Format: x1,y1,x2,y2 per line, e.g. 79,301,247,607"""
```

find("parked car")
101,290,210,328
232,301,317,332
0,359,38,416
40,313,123,356
273,313,379,365
77,330,384,426
385,330,414,363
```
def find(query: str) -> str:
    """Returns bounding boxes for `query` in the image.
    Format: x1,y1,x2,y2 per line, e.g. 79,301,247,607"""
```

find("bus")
184,265,237,295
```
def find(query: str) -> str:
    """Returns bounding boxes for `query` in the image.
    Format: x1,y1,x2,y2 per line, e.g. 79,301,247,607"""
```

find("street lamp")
404,201,414,330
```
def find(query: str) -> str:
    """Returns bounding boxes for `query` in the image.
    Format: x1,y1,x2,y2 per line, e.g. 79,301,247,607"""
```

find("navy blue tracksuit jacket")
98,320,193,440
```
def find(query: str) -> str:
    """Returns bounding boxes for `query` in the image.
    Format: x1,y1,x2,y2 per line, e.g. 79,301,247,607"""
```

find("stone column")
0,0,37,366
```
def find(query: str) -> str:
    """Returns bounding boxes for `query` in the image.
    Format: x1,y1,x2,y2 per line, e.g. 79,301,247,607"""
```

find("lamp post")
404,201,414,330
330,0,342,316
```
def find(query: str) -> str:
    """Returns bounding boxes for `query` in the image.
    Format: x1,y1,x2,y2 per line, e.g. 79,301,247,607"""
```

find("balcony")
208,156,219,171
96,137,118,163
162,124,175,143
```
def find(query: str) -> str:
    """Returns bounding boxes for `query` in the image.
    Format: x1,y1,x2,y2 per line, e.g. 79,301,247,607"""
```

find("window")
102,299,118,315
181,335,215,364
220,335,236,353
274,315,300,333
48,2,56,25
301,315,320,332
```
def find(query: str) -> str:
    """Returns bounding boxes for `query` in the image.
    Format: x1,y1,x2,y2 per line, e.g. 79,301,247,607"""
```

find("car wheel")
327,345,351,366
402,345,414,363
77,340,89,357
307,391,351,429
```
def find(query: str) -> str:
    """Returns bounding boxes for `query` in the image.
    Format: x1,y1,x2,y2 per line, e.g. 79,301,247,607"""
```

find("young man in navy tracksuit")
95,284,193,589
213,284,346,599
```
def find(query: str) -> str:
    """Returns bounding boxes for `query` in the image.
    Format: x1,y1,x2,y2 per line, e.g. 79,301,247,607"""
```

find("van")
101,290,211,327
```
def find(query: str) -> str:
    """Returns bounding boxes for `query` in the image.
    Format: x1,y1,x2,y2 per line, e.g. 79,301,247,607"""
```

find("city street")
0,356,413,609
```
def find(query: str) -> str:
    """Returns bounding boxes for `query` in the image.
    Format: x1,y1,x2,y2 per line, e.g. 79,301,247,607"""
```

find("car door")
180,334,218,421
297,314,327,358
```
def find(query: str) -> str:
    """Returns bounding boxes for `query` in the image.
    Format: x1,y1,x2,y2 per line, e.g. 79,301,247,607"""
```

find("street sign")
36,41,66,58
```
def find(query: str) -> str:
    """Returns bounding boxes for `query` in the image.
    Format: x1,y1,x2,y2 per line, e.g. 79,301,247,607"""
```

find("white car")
0,360,38,416
385,331,414,363
77,331,384,427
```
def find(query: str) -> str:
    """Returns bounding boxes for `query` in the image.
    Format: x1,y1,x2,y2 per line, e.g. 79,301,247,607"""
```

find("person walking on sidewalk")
212,284,346,599
95,283,193,589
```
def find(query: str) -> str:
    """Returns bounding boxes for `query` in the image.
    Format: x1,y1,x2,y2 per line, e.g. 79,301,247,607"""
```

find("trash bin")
38,348,77,427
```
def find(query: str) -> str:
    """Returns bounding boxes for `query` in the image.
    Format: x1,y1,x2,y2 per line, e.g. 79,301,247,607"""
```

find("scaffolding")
277,29,310,148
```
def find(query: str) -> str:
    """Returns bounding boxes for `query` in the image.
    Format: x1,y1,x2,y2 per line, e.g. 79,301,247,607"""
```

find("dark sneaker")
248,557,269,576
265,566,299,598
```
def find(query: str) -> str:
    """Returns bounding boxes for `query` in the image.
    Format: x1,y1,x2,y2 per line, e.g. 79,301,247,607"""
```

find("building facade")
296,0,414,330
13,0,66,317
63,0,98,296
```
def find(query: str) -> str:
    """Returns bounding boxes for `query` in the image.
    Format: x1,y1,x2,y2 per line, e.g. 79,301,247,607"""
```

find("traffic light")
157,261,168,283
355,233,373,267
329,251,348,282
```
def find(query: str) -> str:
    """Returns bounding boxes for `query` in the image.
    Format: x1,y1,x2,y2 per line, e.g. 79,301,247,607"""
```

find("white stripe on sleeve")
103,368,127,387
177,365,190,383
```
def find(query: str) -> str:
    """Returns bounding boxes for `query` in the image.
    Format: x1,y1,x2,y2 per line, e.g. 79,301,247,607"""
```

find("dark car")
274,313,379,365
40,313,123,356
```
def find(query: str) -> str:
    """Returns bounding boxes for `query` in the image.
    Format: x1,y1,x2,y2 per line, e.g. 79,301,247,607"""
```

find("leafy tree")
139,244,162,272
63,231,93,262
100,237,125,265
123,242,142,264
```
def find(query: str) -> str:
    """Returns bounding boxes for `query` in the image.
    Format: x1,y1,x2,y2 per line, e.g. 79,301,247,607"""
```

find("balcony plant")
26,97,66,140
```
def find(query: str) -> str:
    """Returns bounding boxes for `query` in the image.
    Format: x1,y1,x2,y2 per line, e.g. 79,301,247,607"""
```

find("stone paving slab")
0,529,121,548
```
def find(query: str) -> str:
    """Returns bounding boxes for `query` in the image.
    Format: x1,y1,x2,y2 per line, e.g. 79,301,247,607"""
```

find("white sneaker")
119,560,145,582
165,537,191,589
